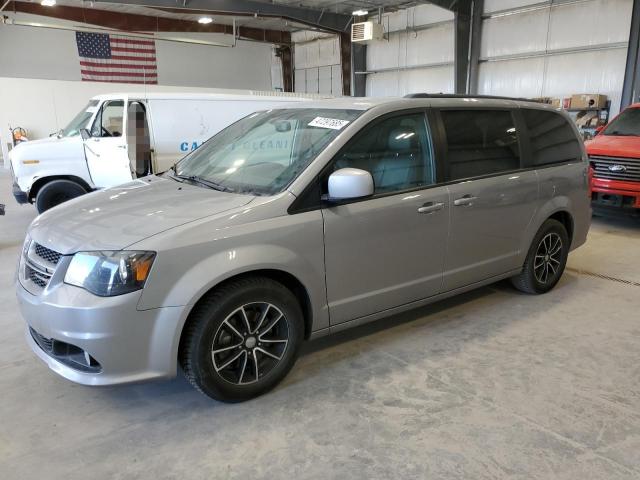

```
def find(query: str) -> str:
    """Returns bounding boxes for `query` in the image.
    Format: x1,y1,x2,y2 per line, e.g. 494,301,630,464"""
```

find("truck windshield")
174,108,362,195
60,100,100,137
603,107,640,137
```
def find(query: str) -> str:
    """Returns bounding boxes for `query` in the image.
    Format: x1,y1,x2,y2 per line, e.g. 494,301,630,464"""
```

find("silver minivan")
16,96,590,402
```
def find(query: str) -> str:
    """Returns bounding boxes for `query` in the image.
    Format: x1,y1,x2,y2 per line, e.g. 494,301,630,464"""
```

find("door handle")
453,195,478,207
418,202,445,214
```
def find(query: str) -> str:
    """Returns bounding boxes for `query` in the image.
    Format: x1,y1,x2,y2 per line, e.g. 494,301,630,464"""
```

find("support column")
352,43,367,97
621,0,640,109
454,2,472,94
340,32,352,96
468,0,484,94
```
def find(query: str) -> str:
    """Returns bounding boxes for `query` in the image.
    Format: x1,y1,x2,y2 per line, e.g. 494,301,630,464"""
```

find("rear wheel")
35,180,87,213
511,219,569,294
180,277,304,402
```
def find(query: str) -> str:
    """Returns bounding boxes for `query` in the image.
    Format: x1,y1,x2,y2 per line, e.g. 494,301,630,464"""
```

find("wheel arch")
179,269,315,346
28,175,92,202
548,210,574,244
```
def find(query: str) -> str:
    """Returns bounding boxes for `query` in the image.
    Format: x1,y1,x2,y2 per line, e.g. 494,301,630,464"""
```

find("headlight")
64,251,156,297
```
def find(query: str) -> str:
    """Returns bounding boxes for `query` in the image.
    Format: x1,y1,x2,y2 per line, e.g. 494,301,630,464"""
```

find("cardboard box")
570,94,608,109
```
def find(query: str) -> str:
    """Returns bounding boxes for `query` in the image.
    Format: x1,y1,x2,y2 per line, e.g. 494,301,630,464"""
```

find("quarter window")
521,109,581,166
332,113,435,194
442,110,520,181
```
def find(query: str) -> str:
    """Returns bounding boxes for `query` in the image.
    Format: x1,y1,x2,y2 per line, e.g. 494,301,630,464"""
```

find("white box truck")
9,92,315,212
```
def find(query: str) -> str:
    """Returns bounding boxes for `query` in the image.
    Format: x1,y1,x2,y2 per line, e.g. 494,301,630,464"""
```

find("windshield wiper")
173,172,235,193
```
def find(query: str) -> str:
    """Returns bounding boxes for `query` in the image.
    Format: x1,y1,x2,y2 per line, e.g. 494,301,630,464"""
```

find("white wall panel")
367,66,454,97
479,0,632,115
479,57,546,98
364,3,454,96
481,9,549,58
404,23,455,66
318,66,332,95
332,65,343,96
294,69,306,93
543,49,628,110
484,0,541,14
293,32,340,95
305,67,319,94
547,0,632,50
381,4,453,31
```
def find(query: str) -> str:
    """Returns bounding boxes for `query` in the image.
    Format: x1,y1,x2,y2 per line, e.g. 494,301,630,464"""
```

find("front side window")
332,112,435,194
602,107,640,137
91,100,125,138
442,110,520,181
522,109,581,166
175,108,362,195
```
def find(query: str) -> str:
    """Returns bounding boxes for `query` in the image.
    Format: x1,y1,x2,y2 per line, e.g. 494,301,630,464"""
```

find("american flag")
75,32,158,84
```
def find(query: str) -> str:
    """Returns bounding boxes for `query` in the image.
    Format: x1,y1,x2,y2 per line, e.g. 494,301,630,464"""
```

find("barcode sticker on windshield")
308,117,350,130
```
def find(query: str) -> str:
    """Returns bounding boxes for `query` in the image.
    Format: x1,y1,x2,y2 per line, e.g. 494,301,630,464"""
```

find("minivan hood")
585,134,640,159
28,176,255,254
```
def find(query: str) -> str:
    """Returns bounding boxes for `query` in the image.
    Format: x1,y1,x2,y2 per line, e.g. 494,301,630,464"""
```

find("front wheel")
511,219,569,294
35,179,87,213
179,277,304,402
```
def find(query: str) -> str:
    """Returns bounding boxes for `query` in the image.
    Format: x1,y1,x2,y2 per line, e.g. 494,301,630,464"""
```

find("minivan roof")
89,92,324,102
272,95,559,112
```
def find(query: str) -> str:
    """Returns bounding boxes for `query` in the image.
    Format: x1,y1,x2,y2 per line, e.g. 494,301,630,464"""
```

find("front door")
438,109,539,291
322,111,450,325
84,99,133,188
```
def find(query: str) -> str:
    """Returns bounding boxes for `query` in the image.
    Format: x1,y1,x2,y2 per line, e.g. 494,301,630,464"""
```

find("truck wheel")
511,219,569,294
35,180,87,213
180,277,304,402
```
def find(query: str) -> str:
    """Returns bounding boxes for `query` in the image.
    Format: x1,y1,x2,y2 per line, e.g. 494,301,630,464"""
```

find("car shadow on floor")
93,273,580,409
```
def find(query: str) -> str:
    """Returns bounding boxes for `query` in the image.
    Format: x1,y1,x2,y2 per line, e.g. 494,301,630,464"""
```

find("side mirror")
594,125,605,136
80,128,91,141
327,168,374,201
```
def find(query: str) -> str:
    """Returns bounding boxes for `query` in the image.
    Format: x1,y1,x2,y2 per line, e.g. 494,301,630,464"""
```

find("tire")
179,277,304,402
511,219,569,294
35,180,87,213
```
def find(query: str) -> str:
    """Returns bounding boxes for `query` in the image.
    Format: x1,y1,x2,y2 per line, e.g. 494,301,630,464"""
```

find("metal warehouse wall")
479,0,633,115
293,31,343,95
365,4,455,96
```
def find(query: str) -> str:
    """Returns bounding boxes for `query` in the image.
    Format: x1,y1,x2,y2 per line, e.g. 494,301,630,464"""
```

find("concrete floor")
1,170,639,480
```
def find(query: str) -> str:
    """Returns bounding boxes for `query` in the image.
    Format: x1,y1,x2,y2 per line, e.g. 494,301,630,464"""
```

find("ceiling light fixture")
41,0,56,6
198,16,213,24
352,9,368,16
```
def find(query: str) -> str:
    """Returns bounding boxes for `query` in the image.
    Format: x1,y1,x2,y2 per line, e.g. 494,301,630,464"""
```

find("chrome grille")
590,155,640,182
34,243,62,265
22,241,62,291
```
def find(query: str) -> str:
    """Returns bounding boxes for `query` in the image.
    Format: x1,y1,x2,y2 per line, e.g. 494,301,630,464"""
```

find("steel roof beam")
103,0,353,33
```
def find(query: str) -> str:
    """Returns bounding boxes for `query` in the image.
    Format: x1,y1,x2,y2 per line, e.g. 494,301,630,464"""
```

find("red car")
586,104,640,215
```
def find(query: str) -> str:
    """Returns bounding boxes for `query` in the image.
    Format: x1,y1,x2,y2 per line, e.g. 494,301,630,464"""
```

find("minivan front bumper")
16,281,186,386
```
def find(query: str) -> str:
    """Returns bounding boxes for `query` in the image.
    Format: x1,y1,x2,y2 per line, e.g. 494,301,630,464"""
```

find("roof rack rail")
403,93,535,102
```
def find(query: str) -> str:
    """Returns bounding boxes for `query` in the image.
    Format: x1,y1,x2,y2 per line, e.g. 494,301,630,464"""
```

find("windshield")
174,108,362,195
603,107,640,137
60,100,100,137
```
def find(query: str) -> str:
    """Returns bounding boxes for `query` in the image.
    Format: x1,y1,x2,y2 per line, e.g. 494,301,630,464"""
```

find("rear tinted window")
441,110,520,181
521,109,581,166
